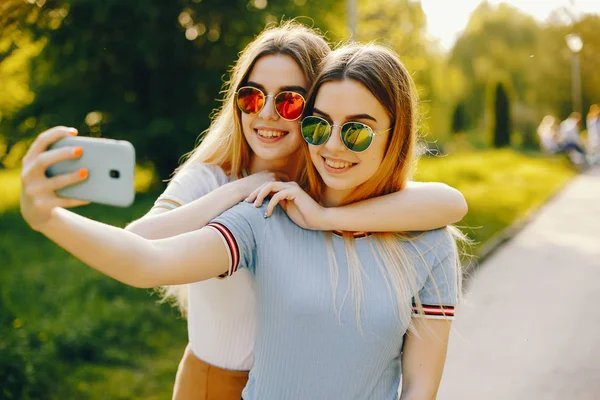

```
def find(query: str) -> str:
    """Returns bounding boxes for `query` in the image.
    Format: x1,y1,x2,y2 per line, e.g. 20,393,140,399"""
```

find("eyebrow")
246,81,307,94
313,107,378,123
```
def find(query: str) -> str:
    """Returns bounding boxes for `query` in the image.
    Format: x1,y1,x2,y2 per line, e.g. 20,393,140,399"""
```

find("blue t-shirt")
209,202,458,400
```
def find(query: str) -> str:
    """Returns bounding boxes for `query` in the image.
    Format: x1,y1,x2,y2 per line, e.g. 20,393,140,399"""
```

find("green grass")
0,194,187,400
0,149,577,399
416,149,576,253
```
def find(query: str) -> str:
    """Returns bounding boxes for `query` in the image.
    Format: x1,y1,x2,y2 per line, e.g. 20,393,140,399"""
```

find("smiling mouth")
323,156,356,170
256,129,287,139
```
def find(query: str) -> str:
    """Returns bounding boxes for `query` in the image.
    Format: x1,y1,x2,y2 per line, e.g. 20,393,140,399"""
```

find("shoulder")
402,228,457,262
219,202,301,237
171,163,229,187
215,201,268,230
156,163,230,206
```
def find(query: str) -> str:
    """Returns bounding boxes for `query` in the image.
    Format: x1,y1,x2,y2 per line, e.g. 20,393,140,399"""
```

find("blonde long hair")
176,21,330,178
160,22,330,315
298,43,463,330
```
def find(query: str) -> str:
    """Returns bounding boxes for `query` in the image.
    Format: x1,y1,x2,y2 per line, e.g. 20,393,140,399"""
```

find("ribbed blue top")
210,202,457,400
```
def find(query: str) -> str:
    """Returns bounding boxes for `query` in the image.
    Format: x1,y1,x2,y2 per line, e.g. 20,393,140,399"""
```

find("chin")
256,146,300,162
319,174,355,191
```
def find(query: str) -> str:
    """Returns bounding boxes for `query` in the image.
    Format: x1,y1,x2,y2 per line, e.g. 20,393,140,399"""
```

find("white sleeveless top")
154,164,256,370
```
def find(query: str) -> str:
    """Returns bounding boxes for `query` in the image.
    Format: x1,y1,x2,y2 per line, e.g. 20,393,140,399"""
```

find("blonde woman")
21,34,465,400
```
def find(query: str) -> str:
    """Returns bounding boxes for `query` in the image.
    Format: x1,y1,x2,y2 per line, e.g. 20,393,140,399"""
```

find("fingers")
252,181,288,207
22,145,83,185
22,167,87,202
265,190,293,217
245,185,262,203
245,180,298,205
46,168,88,191
40,146,83,175
56,197,91,208
23,126,78,165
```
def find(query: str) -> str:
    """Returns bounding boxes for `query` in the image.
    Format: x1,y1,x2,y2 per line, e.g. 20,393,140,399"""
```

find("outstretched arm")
323,181,467,232
20,126,229,288
34,208,230,288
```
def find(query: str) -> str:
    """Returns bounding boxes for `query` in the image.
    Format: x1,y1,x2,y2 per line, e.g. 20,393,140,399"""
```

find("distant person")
587,104,600,162
558,112,588,165
537,115,560,154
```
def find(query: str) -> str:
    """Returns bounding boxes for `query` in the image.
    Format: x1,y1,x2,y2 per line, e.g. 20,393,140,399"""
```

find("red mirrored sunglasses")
235,86,306,121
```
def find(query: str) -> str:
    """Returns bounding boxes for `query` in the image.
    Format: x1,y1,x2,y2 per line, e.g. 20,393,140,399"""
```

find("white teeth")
324,158,353,169
257,129,285,138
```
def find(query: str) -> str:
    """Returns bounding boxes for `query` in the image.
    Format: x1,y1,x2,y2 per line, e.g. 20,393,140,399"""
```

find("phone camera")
109,169,120,179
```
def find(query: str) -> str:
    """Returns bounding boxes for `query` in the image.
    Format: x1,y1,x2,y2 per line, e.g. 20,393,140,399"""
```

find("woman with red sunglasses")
20,23,467,400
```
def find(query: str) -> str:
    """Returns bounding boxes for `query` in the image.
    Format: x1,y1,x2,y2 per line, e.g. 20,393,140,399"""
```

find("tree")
451,101,469,134
492,82,511,147
356,0,467,144
449,2,539,135
0,0,345,179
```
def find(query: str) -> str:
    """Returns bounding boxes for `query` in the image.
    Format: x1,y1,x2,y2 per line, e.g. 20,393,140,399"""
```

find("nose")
258,94,279,121
324,124,347,153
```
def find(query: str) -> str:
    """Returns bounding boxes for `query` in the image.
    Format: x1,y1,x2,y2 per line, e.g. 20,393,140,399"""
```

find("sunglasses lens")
301,116,331,145
275,92,305,120
236,87,264,114
341,122,373,152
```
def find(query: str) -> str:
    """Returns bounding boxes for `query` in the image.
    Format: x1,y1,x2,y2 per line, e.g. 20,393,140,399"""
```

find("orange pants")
172,344,249,400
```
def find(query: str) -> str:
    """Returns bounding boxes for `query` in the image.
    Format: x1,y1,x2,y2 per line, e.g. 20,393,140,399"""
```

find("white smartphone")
46,136,136,207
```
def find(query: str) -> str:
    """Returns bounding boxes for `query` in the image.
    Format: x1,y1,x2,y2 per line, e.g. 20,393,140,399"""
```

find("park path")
437,166,600,400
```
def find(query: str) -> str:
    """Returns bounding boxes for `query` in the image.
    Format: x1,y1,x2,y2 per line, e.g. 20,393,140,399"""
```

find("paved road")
438,167,600,400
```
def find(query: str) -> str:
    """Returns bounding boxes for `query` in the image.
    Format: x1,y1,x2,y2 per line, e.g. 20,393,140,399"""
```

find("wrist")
318,206,334,231
229,179,250,202
33,207,60,234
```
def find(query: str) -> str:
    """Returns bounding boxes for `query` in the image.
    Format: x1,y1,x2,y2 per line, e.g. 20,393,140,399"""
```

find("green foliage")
492,82,511,147
450,4,600,137
533,14,600,118
0,0,345,179
450,2,538,130
356,0,468,144
4,0,599,165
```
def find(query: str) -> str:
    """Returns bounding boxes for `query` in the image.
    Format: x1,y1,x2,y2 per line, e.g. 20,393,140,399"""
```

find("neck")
249,152,301,179
322,187,353,208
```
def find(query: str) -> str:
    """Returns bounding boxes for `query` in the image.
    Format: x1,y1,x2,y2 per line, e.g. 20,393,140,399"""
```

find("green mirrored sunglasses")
300,115,390,153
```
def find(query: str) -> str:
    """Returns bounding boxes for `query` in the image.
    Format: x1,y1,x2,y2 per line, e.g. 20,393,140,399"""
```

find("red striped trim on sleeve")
207,222,240,276
412,304,455,319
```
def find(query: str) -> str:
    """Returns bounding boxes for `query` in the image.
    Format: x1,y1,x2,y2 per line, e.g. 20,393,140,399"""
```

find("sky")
420,0,600,51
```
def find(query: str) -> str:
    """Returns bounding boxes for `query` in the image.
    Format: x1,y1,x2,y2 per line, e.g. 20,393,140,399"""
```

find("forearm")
126,181,246,239
40,207,160,288
323,182,467,232
400,319,451,400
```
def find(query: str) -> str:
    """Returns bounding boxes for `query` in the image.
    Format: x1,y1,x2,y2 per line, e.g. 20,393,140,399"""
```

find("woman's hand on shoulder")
20,126,90,231
233,170,286,200
245,181,328,230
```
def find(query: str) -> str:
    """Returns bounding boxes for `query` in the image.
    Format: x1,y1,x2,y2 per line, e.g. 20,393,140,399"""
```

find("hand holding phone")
46,136,136,207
